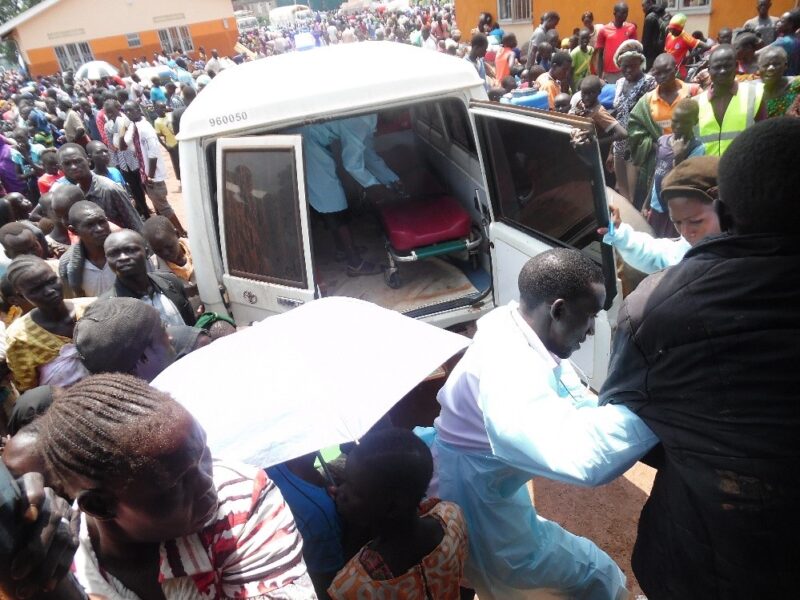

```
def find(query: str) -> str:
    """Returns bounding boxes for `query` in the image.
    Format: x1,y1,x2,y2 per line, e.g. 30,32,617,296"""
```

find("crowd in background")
0,1,797,599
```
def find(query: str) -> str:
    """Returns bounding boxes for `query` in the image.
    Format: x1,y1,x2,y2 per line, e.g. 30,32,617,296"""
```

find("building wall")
709,0,796,35
458,0,798,49
531,1,649,38
12,0,238,76
15,0,234,49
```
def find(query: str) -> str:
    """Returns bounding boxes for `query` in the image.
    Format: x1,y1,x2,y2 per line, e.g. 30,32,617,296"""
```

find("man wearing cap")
695,45,763,156
74,297,176,381
664,13,711,78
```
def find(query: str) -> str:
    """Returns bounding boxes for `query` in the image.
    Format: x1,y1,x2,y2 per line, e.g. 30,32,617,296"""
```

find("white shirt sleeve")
139,123,161,161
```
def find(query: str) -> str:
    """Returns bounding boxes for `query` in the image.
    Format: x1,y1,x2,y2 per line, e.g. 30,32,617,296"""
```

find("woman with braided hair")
34,374,316,600
4,255,93,391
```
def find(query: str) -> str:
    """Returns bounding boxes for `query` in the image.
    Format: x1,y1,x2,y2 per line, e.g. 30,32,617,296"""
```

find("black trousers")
167,145,180,181
120,168,151,219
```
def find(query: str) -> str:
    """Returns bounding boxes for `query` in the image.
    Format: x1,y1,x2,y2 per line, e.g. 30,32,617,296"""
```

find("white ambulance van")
177,42,622,389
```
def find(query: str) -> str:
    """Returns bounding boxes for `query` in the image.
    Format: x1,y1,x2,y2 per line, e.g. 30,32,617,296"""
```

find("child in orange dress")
329,428,467,599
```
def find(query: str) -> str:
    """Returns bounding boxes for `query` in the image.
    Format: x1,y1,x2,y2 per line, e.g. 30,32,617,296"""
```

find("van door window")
475,114,600,252
221,147,307,288
440,99,477,155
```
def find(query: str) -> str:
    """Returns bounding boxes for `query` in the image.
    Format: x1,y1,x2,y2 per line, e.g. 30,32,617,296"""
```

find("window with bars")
126,33,142,48
665,0,711,12
54,42,94,71
158,26,194,53
497,0,531,22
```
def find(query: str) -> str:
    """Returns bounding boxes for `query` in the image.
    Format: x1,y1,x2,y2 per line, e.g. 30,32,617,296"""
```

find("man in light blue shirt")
296,114,400,276
433,248,656,599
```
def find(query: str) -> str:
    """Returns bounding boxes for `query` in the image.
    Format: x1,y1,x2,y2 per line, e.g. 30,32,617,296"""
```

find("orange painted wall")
25,46,60,77
458,0,493,34
24,18,239,77
456,0,648,41
457,0,799,44
536,1,648,38
709,0,797,36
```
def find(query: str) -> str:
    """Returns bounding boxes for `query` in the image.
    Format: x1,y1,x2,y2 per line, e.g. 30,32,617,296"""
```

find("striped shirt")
73,461,316,599
104,116,140,172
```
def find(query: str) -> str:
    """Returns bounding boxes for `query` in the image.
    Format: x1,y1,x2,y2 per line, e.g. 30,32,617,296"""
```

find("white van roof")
178,42,483,141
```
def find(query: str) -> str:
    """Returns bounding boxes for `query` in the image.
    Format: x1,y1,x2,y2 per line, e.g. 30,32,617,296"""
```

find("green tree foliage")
0,0,45,26
1,0,46,65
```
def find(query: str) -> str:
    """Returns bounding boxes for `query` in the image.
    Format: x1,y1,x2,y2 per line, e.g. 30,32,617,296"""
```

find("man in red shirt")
596,2,638,83
665,13,711,78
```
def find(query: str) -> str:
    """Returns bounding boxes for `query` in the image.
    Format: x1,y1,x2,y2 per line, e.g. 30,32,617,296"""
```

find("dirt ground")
533,464,655,597
162,146,654,597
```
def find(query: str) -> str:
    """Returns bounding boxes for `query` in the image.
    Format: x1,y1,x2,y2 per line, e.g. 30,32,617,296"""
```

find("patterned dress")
5,297,94,391
328,499,468,599
612,73,657,159
766,77,800,118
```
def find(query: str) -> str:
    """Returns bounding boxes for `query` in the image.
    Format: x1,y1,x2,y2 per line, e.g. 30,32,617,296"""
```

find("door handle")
277,296,304,308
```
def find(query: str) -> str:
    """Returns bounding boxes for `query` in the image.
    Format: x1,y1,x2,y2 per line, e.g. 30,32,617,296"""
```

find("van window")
440,99,476,155
475,114,600,251
221,148,307,288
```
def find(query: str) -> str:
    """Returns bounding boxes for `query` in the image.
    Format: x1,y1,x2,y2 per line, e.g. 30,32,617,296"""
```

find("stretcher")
378,195,481,288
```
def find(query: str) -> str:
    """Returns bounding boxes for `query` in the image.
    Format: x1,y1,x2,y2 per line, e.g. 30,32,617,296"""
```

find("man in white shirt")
122,101,186,237
205,49,223,75
743,0,780,44
420,25,438,51
433,248,656,599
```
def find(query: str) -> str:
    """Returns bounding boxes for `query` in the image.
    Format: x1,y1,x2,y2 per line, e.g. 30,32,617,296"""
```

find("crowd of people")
0,1,797,599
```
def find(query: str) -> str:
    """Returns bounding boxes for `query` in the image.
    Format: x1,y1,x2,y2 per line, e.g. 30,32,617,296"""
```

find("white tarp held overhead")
153,297,470,468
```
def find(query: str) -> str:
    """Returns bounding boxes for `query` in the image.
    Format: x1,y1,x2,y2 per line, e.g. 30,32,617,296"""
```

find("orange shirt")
648,79,695,134
494,47,515,82
665,30,699,76
536,72,561,109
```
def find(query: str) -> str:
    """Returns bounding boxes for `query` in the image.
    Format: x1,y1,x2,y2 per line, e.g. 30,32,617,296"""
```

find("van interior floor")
312,210,489,315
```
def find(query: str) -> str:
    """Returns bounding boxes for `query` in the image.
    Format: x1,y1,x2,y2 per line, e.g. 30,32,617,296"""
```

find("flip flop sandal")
335,245,368,262
347,259,383,277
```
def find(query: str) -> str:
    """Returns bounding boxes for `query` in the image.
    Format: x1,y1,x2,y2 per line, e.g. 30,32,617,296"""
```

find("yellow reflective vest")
696,82,763,156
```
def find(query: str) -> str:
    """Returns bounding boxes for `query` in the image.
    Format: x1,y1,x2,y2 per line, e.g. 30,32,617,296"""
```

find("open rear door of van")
469,101,616,390
216,135,316,325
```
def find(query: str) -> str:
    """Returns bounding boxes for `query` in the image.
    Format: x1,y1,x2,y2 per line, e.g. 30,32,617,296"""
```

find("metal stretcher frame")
382,231,483,289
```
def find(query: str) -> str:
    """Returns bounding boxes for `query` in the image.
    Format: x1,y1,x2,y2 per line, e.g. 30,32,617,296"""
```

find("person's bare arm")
117,118,130,151
605,122,628,142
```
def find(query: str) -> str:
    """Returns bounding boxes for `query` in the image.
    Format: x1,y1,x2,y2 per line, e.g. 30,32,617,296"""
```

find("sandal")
347,259,383,277
335,245,368,262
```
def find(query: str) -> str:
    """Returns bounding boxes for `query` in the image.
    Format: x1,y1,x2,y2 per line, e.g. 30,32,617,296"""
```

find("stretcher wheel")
384,268,401,289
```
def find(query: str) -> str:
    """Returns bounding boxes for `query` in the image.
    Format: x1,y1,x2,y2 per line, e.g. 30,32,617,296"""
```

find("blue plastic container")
600,83,616,109
507,90,550,110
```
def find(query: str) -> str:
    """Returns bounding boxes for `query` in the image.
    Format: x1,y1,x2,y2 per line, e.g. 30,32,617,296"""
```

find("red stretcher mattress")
380,195,472,253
